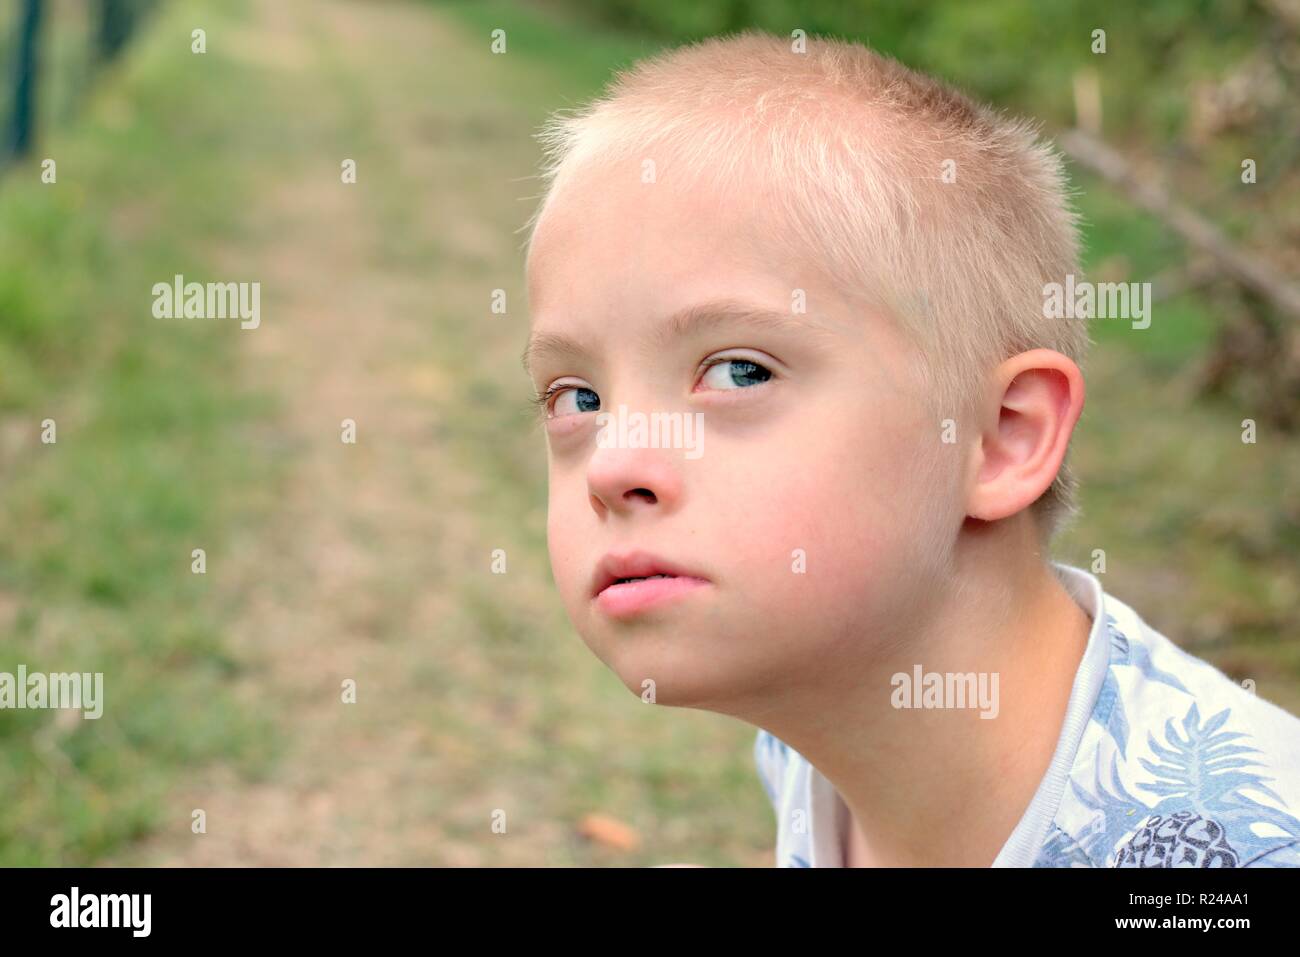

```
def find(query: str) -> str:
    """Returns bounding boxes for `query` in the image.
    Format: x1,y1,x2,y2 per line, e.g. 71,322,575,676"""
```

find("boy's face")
525,157,963,713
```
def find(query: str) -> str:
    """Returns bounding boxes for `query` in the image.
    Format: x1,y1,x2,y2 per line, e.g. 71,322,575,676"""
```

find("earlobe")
966,351,1084,523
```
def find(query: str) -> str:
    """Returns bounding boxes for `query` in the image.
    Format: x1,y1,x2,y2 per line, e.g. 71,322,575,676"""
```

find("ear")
966,349,1085,523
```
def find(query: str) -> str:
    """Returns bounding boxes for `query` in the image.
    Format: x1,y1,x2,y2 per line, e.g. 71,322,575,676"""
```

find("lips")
590,552,711,619
590,551,708,600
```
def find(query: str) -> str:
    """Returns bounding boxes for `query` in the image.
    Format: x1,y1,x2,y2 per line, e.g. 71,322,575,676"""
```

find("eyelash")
529,384,562,414
531,355,774,421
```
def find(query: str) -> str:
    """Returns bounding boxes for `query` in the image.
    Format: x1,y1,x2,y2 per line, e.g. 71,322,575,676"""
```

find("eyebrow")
521,298,835,377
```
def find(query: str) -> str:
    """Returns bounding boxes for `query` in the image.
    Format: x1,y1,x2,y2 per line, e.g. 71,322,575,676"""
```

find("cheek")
546,484,587,607
710,414,941,612
728,470,887,601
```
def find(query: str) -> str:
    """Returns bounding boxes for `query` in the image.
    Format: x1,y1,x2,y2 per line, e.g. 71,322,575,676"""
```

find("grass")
440,0,657,98
0,0,282,865
1057,183,1300,714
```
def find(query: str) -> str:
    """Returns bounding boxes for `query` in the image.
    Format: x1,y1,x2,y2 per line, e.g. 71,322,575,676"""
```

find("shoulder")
1042,586,1300,868
1109,591,1300,769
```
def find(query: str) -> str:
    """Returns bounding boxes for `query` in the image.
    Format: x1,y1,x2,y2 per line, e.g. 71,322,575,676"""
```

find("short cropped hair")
524,30,1088,541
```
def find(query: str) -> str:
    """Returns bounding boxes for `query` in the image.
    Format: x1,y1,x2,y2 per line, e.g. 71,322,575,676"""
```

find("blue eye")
699,358,773,391
551,386,600,417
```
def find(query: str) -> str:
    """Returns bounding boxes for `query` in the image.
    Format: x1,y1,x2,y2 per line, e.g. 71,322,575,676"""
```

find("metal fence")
2,0,159,168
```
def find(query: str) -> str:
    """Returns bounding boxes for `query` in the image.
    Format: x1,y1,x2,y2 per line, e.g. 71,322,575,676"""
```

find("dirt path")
107,0,540,866
106,0,769,868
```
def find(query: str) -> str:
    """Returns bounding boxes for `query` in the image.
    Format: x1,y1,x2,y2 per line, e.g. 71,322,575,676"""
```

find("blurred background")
0,0,1297,866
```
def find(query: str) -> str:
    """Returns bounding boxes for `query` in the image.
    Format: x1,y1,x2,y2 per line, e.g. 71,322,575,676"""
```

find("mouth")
590,551,710,617
591,551,707,597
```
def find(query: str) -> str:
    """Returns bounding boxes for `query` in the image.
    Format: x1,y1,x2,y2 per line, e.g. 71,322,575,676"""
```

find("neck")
748,515,1093,866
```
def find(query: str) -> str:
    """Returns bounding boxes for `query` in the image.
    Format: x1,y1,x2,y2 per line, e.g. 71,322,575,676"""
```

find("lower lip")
594,576,709,618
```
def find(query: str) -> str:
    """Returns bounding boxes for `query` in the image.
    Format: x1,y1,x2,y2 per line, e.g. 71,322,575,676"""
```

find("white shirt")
753,563,1300,867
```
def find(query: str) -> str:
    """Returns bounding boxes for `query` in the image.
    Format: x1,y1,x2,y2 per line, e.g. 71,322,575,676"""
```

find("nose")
586,444,683,519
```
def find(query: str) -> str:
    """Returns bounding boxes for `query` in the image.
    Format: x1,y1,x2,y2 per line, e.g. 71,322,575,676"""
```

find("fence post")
7,0,44,159
98,0,133,62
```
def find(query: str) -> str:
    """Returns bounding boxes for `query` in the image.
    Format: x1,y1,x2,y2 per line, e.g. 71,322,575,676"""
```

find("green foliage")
535,0,1275,140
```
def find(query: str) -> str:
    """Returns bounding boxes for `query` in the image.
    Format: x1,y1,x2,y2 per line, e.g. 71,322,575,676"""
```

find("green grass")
0,0,282,865
1059,174,1299,714
439,0,656,97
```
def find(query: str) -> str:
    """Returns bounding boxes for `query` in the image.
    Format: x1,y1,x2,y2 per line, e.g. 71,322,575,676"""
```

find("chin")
587,624,768,713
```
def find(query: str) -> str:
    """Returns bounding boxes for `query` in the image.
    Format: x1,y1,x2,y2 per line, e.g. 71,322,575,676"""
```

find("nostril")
625,488,657,504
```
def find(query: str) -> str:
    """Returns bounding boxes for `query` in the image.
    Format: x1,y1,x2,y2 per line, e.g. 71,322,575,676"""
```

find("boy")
519,30,1300,867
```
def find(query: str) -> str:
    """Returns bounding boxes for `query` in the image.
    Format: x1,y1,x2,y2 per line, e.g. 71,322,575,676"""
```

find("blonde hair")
524,30,1088,541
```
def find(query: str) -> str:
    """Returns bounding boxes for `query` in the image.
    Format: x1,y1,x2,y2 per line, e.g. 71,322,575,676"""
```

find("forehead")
525,152,795,312
519,152,916,386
